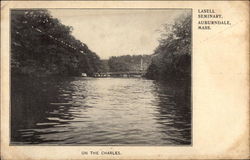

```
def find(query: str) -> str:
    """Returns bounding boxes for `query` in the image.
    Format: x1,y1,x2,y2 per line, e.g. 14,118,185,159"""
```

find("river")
11,76,191,145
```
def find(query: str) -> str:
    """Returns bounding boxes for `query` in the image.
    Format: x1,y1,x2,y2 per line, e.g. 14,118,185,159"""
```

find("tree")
146,12,191,80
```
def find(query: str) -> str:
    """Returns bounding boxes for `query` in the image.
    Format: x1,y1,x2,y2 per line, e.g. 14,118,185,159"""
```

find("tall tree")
145,12,191,80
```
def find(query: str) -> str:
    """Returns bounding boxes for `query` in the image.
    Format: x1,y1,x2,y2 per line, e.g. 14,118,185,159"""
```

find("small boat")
81,73,87,77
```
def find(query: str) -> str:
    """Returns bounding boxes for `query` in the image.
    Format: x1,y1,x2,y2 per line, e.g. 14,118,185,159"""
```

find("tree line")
11,9,102,77
11,9,191,80
106,55,151,72
145,12,191,81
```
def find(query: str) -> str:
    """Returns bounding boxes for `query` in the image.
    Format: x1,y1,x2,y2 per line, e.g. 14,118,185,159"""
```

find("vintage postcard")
1,1,249,159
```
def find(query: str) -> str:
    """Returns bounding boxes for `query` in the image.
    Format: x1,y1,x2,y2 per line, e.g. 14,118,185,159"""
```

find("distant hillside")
106,55,152,72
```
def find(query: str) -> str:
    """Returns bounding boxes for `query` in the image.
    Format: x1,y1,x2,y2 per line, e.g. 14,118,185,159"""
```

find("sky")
49,9,187,59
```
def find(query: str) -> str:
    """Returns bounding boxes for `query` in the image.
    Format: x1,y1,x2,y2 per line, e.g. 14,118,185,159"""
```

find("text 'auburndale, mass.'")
197,9,231,30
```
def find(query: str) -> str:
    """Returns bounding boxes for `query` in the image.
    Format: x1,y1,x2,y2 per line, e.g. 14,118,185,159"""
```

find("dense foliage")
107,55,151,72
11,9,101,76
145,13,191,80
99,60,110,73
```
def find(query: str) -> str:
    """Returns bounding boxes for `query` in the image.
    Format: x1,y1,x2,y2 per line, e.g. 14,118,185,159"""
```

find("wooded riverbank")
11,9,191,81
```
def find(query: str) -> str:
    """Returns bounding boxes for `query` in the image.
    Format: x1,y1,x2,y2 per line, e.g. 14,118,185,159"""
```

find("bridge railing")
93,70,146,77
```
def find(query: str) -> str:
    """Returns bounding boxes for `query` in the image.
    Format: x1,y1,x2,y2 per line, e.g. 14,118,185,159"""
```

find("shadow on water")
11,75,79,144
152,80,191,145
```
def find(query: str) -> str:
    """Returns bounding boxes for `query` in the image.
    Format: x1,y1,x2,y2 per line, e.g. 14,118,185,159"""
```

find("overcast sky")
49,9,187,59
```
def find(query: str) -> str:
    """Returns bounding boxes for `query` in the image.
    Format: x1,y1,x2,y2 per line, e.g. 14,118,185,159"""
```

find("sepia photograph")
10,9,192,145
1,0,249,159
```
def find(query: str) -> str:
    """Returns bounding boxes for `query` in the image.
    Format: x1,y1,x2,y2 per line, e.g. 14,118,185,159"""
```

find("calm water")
11,76,191,145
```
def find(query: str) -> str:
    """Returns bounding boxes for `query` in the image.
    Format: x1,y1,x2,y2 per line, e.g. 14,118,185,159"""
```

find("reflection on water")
11,76,191,145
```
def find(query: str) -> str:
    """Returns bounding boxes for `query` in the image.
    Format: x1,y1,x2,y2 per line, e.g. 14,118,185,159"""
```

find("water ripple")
11,77,191,145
